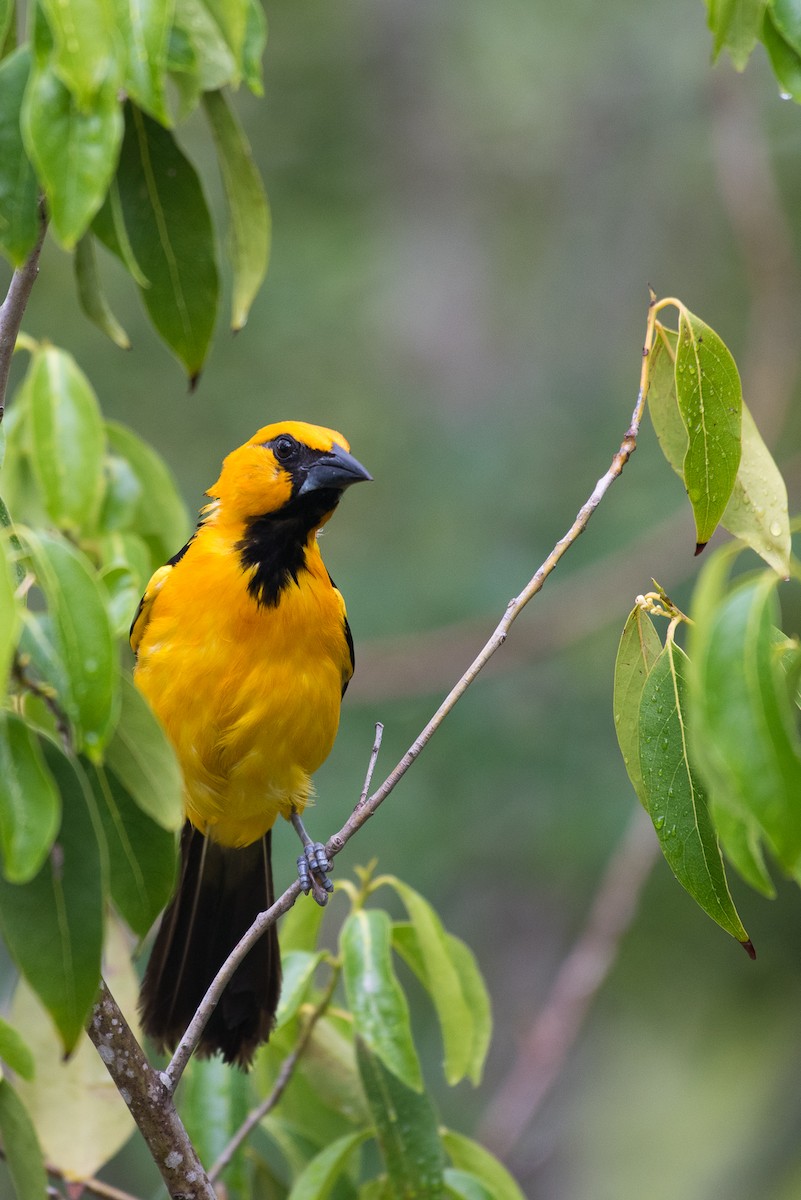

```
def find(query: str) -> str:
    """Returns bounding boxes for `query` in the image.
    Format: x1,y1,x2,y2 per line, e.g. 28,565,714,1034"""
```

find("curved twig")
0,207,47,420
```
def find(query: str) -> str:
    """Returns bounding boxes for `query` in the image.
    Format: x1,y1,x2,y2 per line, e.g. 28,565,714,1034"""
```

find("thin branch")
208,966,341,1183
476,806,659,1161
358,721,384,805
0,208,47,420
46,1164,143,1200
163,296,659,1089
87,980,216,1200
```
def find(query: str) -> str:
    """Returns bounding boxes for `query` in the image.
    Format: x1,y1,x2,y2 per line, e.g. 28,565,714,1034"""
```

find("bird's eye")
273,435,299,463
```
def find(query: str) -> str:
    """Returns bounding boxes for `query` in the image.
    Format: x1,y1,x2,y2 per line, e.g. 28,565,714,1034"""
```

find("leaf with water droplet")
639,638,749,944
675,308,742,551
613,606,662,812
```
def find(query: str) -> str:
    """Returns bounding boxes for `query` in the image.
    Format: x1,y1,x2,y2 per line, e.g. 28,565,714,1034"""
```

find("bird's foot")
291,812,334,907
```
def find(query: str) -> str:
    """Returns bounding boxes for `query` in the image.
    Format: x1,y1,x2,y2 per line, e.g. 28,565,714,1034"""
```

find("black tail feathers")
139,823,281,1068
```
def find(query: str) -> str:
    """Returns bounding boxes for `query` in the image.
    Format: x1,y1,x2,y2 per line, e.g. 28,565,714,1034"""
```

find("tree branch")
87,981,216,1200
0,208,47,420
162,295,658,1089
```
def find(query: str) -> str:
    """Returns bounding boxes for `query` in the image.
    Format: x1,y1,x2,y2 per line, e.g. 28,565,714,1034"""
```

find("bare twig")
208,966,341,1182
476,806,659,1161
163,297,659,1089
358,721,384,805
0,208,47,420
87,981,215,1200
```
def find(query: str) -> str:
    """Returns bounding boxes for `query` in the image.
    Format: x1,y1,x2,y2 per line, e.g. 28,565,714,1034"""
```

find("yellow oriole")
131,421,370,1065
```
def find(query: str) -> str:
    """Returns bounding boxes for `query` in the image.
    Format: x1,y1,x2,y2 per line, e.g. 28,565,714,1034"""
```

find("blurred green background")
6,0,801,1196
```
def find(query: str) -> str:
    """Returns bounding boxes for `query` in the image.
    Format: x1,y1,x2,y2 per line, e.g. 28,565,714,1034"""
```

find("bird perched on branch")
131,421,371,1066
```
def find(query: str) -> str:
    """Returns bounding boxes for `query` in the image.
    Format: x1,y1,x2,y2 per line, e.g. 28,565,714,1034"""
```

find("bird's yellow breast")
133,524,351,847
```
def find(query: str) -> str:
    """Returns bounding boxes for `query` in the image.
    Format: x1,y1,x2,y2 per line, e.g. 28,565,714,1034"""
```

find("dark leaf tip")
740,938,756,960
694,541,708,557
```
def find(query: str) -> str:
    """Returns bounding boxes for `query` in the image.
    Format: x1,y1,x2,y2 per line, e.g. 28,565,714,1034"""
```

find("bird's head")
209,421,372,525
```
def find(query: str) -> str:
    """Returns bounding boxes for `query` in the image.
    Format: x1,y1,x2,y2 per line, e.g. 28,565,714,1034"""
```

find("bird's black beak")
297,444,373,496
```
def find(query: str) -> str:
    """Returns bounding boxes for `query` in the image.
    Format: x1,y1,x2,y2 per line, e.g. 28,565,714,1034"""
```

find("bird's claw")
296,842,334,907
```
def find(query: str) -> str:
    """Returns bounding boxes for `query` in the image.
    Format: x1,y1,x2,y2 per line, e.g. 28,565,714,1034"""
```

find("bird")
130,420,371,1066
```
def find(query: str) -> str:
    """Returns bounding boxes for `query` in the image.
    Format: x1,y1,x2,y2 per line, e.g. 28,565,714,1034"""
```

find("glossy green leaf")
16,612,69,731
650,328,787,573
96,531,152,636
0,1016,34,1081
98,457,143,532
92,177,150,286
706,0,767,67
771,0,801,53
88,764,176,937
639,638,749,943
675,308,742,551
37,0,120,106
441,1130,526,1200
289,1015,367,1127
21,62,123,248
0,47,39,267
713,800,775,898
104,672,183,830
690,573,801,872
173,0,238,91
74,234,132,349
26,345,106,532
613,606,662,811
113,0,174,124
287,1128,371,1200
341,909,422,1092
275,950,325,1030
0,742,105,1053
11,918,138,1179
762,7,801,98
0,1079,47,1200
23,530,118,758
0,713,60,883
103,104,218,381
105,421,190,565
355,1037,446,1199
242,0,267,94
203,89,270,330
385,877,491,1086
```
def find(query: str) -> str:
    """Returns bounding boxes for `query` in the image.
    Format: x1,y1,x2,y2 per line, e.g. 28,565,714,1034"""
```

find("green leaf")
0,47,40,267
355,1037,446,1200
440,1130,526,1200
21,62,123,248
762,6,801,99
0,0,13,53
675,308,742,551
203,89,270,330
0,1015,34,1081
279,886,325,953
180,1056,251,1194
104,103,218,382
385,878,491,1085
173,0,237,91
17,612,69,730
689,572,801,872
613,606,663,811
88,764,176,937
74,234,132,349
712,800,775,898
0,713,60,883
200,0,248,67
26,345,106,532
650,327,787,574
98,457,144,532
36,0,121,107
287,1129,371,1200
92,177,150,287
0,742,105,1053
242,0,267,94
771,0,801,53
706,0,767,68
0,1079,47,1200
341,909,422,1092
639,638,749,944
104,673,183,831
96,531,152,636
23,530,118,758
112,0,174,124
275,950,325,1030
721,404,791,577
105,421,190,565
0,528,21,702
444,1170,494,1200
